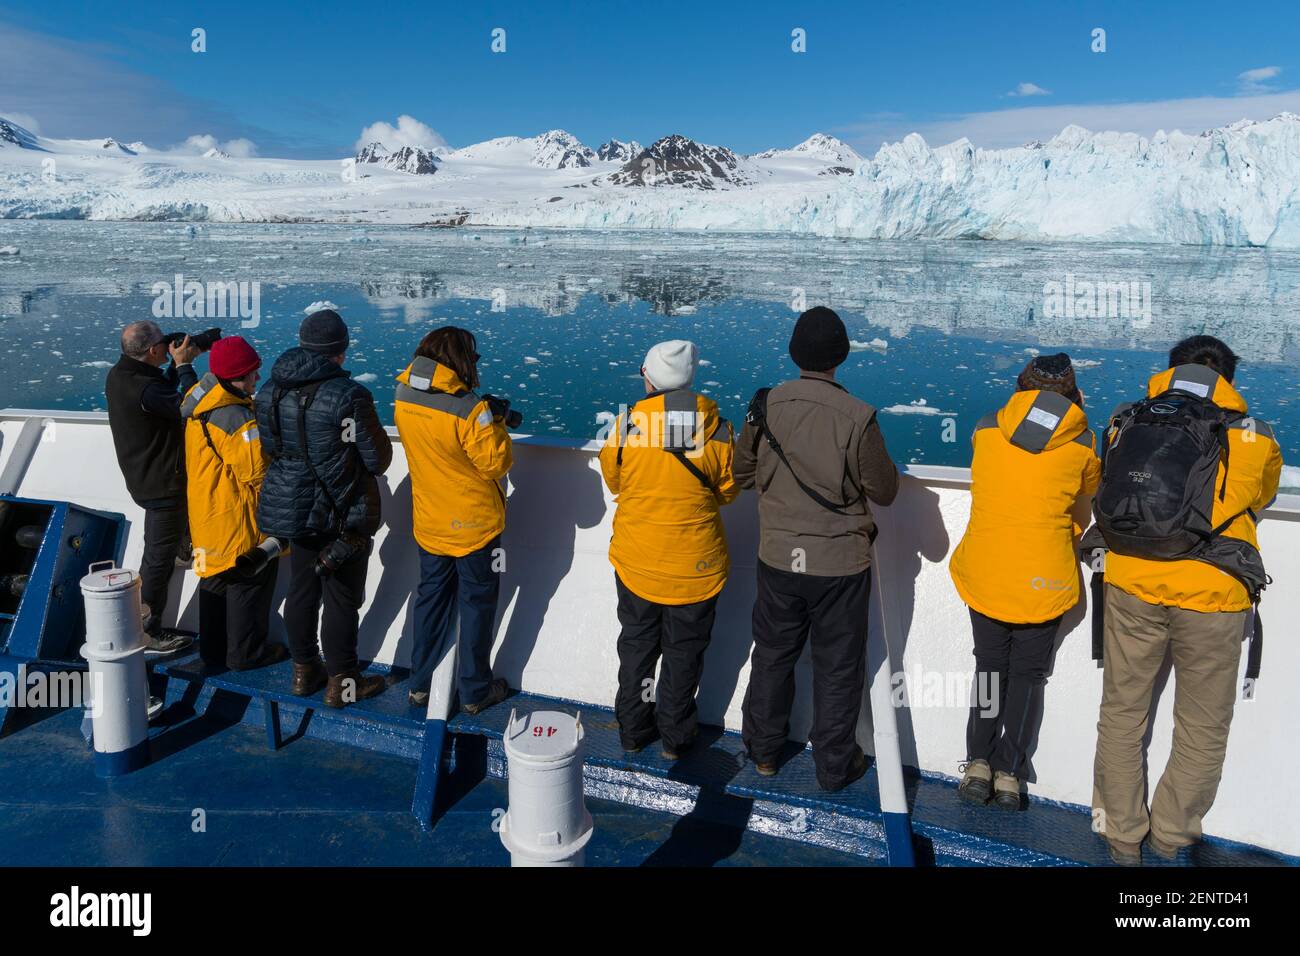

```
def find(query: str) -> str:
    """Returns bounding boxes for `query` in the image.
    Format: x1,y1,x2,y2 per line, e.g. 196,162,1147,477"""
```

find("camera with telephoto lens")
482,393,523,429
234,537,286,576
163,327,223,352
315,533,367,578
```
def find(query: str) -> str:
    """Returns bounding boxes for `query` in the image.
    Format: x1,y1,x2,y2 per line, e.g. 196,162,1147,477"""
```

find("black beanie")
299,309,350,355
789,306,850,372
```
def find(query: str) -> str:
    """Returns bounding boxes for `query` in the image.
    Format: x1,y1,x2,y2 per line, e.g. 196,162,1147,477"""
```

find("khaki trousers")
1092,584,1248,847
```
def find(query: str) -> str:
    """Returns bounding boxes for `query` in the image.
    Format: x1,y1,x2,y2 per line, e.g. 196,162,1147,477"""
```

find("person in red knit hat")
180,336,289,672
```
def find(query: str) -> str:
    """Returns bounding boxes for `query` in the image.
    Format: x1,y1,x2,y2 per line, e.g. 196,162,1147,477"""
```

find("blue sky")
2,0,1297,157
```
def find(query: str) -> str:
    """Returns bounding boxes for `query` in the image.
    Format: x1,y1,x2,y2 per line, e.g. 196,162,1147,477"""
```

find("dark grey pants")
614,573,718,753
743,560,871,790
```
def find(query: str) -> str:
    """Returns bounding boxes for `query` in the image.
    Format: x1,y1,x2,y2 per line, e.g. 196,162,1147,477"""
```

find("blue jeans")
410,537,501,705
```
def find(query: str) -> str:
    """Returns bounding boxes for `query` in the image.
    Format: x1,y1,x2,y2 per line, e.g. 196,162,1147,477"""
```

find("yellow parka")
950,389,1101,624
599,388,740,605
395,356,513,558
182,373,267,578
1104,367,1282,612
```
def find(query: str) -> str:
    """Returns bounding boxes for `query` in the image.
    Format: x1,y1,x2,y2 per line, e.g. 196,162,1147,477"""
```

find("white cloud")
838,87,1300,151
172,133,259,157
1237,65,1282,94
355,114,447,151
1007,82,1051,98
0,111,41,133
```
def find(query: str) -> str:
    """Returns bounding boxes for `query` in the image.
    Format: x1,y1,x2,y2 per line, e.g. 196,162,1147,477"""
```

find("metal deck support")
869,552,917,866
410,636,460,831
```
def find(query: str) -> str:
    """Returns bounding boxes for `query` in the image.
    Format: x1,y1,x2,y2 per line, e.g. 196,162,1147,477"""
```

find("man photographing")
104,320,201,656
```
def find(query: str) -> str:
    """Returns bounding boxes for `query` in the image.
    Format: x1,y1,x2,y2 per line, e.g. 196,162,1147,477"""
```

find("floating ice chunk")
0,246,19,256
880,399,954,416
81,360,113,369
849,338,888,352
354,372,378,383
304,300,339,314
524,356,540,364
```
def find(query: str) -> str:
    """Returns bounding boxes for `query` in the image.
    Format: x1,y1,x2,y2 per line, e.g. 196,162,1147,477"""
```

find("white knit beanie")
642,340,698,391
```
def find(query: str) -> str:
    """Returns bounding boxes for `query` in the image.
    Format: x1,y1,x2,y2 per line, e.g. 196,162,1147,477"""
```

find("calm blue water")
0,221,1296,477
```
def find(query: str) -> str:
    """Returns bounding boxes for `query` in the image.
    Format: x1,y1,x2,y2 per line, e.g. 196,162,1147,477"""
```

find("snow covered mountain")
607,134,754,189
754,133,861,166
3,114,1300,247
597,139,643,163
356,142,439,175
445,130,597,169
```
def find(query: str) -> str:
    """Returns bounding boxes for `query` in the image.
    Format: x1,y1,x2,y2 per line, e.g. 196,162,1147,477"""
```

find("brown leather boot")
323,670,386,708
291,659,327,697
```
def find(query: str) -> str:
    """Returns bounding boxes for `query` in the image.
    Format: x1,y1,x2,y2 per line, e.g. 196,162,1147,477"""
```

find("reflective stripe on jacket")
1104,367,1283,612
394,357,512,558
599,388,739,605
950,389,1101,624
183,373,267,578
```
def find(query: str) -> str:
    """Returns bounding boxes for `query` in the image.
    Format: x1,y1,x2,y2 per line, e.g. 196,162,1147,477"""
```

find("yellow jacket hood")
396,356,470,397
1145,364,1248,413
996,389,1090,453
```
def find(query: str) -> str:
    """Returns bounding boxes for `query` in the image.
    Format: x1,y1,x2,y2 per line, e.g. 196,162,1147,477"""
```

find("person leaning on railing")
395,327,513,714
104,320,201,657
598,340,740,761
948,353,1100,811
1091,336,1282,865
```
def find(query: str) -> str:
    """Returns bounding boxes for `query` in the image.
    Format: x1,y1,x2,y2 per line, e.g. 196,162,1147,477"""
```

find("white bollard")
499,708,594,867
79,561,151,777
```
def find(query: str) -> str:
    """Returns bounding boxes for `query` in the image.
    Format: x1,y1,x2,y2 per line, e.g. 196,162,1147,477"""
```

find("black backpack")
1093,387,1238,561
1085,364,1269,687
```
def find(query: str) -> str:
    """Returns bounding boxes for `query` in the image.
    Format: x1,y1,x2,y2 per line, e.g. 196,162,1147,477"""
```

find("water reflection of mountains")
3,223,1300,361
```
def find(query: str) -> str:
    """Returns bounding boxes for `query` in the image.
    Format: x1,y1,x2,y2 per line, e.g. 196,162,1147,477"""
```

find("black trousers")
743,560,871,790
966,608,1061,777
140,502,188,638
614,574,718,752
283,534,370,677
198,560,279,668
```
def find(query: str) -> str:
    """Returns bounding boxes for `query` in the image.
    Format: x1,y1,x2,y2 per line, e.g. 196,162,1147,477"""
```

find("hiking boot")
323,670,386,709
408,690,429,708
290,659,327,697
143,629,194,658
1106,838,1143,867
992,770,1021,811
958,759,993,805
231,644,290,672
462,677,509,716
819,751,868,793
1146,833,1181,861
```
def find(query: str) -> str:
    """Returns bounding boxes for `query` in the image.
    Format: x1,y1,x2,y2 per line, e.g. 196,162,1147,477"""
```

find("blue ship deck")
1,651,1291,867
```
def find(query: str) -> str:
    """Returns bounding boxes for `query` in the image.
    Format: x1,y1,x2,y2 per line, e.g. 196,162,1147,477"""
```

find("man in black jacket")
255,310,393,708
105,320,201,655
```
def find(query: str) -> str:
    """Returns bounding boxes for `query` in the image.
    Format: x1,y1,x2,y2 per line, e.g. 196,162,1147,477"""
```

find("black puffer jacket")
255,347,393,539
